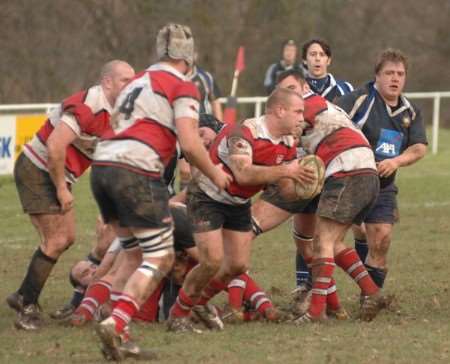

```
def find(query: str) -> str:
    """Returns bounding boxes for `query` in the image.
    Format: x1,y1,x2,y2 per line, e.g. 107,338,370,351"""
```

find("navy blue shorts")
364,182,398,224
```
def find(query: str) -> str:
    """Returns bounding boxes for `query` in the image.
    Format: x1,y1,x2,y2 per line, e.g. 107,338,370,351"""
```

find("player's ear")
276,104,286,118
102,75,113,91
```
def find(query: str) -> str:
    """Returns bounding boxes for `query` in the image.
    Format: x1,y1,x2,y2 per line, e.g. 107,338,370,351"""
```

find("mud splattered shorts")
14,153,63,214
317,173,379,225
186,184,251,233
90,165,171,229
259,184,319,214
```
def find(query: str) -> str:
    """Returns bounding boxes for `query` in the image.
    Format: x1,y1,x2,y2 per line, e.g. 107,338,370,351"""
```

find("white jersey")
93,63,200,177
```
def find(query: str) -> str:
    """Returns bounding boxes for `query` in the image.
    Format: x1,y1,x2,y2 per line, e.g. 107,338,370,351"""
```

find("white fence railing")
1,92,449,155
218,92,450,155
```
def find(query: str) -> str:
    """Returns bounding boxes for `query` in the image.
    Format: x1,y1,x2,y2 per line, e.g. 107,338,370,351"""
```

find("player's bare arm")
378,143,427,177
227,136,316,185
176,117,232,190
47,122,78,213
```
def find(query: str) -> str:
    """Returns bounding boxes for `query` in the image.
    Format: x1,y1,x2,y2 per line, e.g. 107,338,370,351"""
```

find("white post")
255,101,262,118
431,94,440,155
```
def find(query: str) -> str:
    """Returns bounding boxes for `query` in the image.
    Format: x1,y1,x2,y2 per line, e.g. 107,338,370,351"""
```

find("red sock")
326,278,341,311
308,258,335,318
242,275,272,314
228,274,249,309
198,279,227,305
111,294,139,334
110,291,121,309
170,288,197,318
75,280,111,320
335,248,379,296
134,281,165,322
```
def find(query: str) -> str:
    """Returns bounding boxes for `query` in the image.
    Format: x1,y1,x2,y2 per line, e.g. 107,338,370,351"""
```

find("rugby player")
167,87,316,332
90,23,231,361
273,73,391,324
7,60,135,331
336,48,428,288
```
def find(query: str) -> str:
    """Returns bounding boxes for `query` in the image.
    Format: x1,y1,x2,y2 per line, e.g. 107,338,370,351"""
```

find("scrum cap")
199,113,223,134
156,23,195,66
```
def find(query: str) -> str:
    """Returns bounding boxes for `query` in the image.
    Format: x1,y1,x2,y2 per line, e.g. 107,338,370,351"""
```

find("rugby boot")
116,340,158,361
15,304,42,331
70,311,91,327
360,292,394,321
167,316,203,334
292,312,323,325
290,286,312,316
6,291,23,313
327,306,350,320
95,317,125,361
100,338,157,362
262,306,290,322
49,303,75,320
192,303,224,330
220,304,246,324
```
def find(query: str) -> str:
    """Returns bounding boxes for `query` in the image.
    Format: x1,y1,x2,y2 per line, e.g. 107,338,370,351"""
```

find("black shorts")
90,165,171,229
259,185,318,214
170,204,196,251
14,153,63,214
186,185,252,233
317,174,379,225
364,183,398,224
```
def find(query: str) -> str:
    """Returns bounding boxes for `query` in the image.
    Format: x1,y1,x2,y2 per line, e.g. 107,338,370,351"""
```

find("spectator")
302,38,353,102
263,39,304,94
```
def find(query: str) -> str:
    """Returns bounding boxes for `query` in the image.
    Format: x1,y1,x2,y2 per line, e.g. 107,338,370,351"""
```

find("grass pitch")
1,130,449,363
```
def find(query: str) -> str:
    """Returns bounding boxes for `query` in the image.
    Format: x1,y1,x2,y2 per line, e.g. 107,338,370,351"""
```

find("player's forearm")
181,139,218,182
234,163,289,186
47,146,68,190
394,143,427,168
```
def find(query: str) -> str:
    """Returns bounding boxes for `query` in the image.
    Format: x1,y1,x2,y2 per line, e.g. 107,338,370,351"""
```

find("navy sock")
86,253,101,266
70,288,85,308
355,238,368,263
162,280,181,320
20,247,57,306
365,264,387,288
296,254,311,288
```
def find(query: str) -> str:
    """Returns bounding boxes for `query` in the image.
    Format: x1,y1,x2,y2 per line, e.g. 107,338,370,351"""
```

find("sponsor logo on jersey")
375,128,403,158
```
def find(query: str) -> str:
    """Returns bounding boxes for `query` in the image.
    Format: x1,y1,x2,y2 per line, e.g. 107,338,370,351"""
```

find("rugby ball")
294,155,325,200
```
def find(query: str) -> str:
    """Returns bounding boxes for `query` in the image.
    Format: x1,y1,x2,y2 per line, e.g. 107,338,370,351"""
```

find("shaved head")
266,87,303,112
99,60,135,106
100,60,134,81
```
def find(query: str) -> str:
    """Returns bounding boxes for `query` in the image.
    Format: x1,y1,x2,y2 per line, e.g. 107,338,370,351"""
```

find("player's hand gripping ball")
277,155,325,201
294,155,325,199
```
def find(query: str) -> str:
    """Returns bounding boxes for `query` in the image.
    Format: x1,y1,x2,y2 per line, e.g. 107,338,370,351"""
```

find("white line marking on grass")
401,171,450,179
402,201,450,208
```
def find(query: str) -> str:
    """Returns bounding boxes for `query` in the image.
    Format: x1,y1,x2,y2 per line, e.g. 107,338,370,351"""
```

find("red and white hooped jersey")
23,85,112,184
301,93,376,178
93,63,200,178
196,116,297,205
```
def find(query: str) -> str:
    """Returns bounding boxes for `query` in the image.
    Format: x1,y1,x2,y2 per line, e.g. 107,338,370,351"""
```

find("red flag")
224,46,245,124
235,46,245,73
